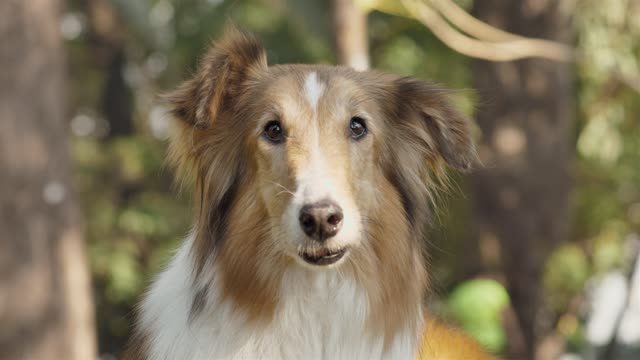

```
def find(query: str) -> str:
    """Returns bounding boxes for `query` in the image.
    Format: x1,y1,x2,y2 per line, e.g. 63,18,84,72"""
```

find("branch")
613,70,640,94
333,0,370,70
400,0,576,62
362,0,640,94
430,0,522,41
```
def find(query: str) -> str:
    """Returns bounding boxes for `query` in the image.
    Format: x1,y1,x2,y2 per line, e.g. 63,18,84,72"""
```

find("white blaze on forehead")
304,72,325,110
299,142,334,203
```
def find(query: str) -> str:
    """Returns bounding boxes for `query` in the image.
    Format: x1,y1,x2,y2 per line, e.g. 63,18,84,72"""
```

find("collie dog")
127,28,494,360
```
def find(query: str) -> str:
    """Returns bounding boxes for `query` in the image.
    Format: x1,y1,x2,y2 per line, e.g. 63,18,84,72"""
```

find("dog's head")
167,28,475,275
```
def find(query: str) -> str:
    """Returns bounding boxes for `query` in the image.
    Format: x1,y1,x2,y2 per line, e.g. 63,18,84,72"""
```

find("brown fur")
128,27,491,359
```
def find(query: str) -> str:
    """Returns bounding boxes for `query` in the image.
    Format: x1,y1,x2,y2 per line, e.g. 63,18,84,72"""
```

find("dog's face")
166,29,475,274
250,69,388,269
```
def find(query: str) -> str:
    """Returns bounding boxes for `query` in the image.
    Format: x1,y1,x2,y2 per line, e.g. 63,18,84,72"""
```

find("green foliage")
573,0,640,241
544,244,590,311
447,279,510,353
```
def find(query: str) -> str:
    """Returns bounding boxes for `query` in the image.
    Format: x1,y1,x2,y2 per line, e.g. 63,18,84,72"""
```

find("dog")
126,27,494,360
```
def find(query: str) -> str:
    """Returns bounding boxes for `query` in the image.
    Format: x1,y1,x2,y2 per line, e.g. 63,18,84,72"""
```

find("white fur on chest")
139,240,421,360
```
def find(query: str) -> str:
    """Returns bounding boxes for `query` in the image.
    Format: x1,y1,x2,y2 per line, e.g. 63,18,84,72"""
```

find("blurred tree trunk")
470,1,573,359
84,0,134,138
0,0,97,359
332,0,369,70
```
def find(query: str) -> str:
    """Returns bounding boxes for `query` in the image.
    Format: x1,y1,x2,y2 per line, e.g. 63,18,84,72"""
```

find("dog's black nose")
299,199,343,241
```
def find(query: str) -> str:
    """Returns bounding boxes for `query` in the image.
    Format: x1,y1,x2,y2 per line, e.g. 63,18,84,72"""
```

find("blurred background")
1,0,639,359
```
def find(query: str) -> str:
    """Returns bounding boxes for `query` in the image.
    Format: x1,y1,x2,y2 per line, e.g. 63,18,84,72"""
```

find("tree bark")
0,0,97,359
84,0,134,137
470,1,573,359
332,0,370,70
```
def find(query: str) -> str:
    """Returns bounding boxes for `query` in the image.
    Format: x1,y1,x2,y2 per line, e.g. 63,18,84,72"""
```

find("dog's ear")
164,27,267,205
164,28,267,263
394,78,477,171
165,27,267,127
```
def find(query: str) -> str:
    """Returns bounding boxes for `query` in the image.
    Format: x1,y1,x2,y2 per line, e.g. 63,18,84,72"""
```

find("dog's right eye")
349,117,367,140
263,121,284,143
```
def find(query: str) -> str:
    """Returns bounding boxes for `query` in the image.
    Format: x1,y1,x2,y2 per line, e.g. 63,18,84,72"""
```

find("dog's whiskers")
268,181,295,197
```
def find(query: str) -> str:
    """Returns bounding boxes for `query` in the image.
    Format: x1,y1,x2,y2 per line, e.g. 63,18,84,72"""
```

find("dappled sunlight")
493,125,527,158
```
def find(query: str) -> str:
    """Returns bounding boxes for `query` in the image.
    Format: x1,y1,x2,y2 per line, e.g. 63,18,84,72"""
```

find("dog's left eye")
263,121,284,143
349,117,367,140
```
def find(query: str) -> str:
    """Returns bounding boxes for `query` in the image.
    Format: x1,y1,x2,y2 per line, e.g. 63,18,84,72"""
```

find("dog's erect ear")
165,27,267,127
394,78,477,171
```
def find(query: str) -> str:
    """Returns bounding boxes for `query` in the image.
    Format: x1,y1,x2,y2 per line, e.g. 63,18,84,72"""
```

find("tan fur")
216,178,281,321
352,175,427,347
128,27,492,359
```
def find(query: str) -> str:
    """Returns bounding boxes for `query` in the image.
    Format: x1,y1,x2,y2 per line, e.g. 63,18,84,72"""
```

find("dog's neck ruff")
137,235,423,360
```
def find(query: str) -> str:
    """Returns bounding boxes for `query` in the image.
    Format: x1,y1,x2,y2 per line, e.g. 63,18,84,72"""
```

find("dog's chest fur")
138,238,421,360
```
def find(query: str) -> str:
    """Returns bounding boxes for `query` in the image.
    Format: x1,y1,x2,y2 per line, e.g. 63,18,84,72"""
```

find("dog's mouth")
299,247,348,266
